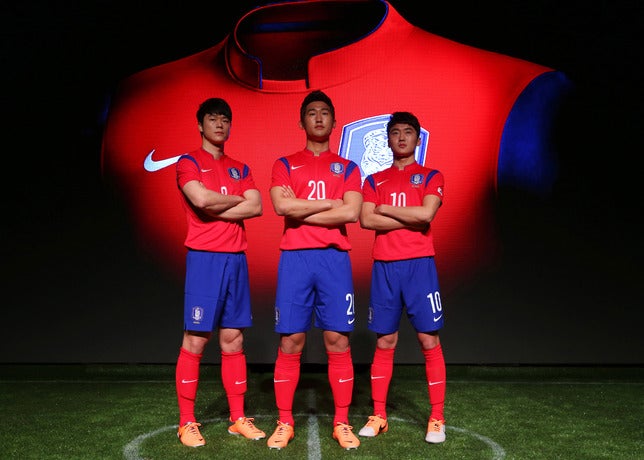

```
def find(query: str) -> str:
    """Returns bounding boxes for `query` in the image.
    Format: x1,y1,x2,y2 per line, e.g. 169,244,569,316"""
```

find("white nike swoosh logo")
181,379,198,384
348,318,355,325
143,149,184,172
201,169,212,172
370,375,386,380
235,380,247,385
291,165,305,170
428,380,444,386
377,180,388,186
338,377,354,383
273,379,290,383
433,315,443,322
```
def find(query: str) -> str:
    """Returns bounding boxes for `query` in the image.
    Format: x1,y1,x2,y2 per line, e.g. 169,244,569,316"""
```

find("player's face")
300,101,335,141
388,123,419,159
199,113,231,146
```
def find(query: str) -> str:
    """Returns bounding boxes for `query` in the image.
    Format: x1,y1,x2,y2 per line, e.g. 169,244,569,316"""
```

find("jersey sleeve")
498,71,573,196
361,175,377,203
240,164,258,193
270,157,290,188
344,161,362,193
425,170,445,201
176,154,200,189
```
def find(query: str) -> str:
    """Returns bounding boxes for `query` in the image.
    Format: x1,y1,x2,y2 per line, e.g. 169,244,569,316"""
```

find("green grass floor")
1,364,642,459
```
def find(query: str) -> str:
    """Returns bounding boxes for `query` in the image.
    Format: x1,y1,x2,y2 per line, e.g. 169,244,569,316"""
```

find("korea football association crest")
339,114,429,184
330,162,345,175
228,167,241,180
410,173,424,186
191,306,204,323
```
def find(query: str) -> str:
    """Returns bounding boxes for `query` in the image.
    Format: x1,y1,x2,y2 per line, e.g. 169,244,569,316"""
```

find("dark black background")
2,1,642,364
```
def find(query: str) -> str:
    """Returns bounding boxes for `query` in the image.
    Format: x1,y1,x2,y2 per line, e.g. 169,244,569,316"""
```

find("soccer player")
358,111,447,444
266,90,363,450
174,98,265,447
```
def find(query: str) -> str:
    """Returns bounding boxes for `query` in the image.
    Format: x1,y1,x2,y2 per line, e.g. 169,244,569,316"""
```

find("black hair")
387,111,420,136
196,98,232,123
299,90,335,123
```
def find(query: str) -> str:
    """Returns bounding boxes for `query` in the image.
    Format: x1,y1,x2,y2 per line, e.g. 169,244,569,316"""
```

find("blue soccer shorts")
274,248,356,334
183,250,253,332
368,256,444,334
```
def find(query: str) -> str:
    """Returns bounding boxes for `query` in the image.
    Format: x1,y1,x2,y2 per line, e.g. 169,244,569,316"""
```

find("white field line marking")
122,414,505,460
446,380,644,385
449,425,505,459
3,379,642,385
306,389,322,460
122,388,322,459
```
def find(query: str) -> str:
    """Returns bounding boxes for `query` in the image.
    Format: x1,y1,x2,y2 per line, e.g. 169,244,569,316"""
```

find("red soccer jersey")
101,1,569,295
177,148,257,252
362,162,444,261
271,149,362,250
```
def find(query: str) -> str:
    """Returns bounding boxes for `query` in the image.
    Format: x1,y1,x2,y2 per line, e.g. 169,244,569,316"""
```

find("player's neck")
305,139,330,156
202,142,225,159
393,155,415,169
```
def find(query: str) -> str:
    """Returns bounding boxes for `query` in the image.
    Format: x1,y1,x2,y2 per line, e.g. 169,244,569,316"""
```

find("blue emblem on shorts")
410,173,424,186
330,162,344,175
338,114,430,183
191,306,204,323
228,167,241,180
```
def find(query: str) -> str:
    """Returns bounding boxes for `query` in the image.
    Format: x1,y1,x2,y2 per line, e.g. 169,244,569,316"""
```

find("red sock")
221,350,247,421
370,347,395,419
176,347,202,426
273,348,301,426
423,344,446,421
327,349,354,425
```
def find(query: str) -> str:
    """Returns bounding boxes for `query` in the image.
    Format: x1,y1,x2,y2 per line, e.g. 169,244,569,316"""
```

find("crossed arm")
270,185,362,226
360,194,441,231
181,180,263,221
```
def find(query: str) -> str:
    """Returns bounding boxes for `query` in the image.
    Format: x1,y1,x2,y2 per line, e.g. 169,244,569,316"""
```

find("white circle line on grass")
448,425,506,459
306,389,322,460
123,414,505,460
3,379,640,386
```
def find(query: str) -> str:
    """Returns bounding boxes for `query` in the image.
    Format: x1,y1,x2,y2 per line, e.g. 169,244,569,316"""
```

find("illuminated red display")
101,1,567,305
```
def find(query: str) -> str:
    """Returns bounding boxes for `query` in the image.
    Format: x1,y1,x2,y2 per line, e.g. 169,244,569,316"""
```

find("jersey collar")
224,0,413,92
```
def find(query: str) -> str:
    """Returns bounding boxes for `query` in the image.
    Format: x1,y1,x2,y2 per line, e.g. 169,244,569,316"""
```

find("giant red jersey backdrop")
101,1,570,309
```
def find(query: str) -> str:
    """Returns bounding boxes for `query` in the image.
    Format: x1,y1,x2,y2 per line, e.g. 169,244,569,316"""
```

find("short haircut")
196,98,232,123
300,90,335,123
387,111,420,136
